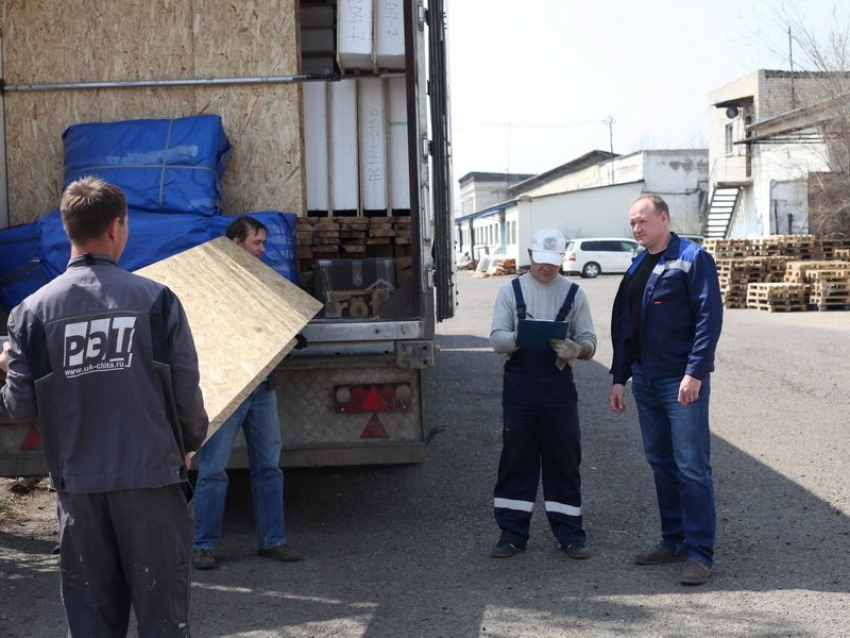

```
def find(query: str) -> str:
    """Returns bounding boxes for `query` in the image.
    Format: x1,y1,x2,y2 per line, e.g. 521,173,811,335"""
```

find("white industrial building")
705,69,843,238
455,149,708,268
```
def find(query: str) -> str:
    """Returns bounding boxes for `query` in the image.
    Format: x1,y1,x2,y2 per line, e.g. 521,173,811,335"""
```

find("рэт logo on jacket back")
63,316,137,377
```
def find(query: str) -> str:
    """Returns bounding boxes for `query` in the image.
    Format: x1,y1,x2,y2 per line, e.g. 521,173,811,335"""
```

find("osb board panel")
2,0,303,224
203,85,304,217
136,236,323,439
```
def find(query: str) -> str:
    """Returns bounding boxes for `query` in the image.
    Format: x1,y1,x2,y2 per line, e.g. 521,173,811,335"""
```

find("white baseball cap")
529,229,566,266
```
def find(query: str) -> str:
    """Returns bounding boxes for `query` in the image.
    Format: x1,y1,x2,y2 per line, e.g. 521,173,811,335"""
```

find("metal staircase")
704,187,742,239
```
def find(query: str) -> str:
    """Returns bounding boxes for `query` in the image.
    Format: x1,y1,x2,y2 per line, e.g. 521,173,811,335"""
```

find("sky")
446,0,847,184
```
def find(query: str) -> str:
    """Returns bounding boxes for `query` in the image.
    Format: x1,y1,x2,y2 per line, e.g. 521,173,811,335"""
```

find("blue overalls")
493,278,585,548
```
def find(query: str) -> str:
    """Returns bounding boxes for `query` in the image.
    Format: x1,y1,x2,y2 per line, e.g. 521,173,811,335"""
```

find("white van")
562,238,640,278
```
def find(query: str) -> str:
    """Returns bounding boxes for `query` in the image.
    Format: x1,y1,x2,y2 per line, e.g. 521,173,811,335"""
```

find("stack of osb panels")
746,282,809,312
294,215,414,292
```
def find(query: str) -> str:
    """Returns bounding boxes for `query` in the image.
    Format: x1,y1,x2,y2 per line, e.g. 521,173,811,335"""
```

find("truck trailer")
0,0,455,475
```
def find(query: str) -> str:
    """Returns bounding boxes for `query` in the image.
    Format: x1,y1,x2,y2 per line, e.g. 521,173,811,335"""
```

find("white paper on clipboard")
515,319,568,350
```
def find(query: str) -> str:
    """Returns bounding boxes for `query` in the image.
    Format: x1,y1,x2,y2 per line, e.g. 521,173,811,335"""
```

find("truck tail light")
334,383,412,413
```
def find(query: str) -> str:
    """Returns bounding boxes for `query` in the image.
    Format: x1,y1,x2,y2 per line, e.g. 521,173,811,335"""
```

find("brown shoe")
257,543,303,562
680,559,711,586
634,545,686,565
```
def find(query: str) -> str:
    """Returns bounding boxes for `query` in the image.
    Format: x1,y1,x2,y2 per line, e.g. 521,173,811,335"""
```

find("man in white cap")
489,229,597,559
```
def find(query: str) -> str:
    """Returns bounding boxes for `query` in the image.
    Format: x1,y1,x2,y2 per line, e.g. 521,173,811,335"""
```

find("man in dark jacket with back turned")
0,177,208,637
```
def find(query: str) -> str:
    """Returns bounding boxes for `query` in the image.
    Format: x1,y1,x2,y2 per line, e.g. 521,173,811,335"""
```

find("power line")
453,117,615,131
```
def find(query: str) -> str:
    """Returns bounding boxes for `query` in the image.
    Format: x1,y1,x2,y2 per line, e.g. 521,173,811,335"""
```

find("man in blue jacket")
608,194,722,586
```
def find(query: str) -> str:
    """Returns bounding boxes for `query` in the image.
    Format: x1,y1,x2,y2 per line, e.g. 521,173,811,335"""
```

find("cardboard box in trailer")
0,0,455,475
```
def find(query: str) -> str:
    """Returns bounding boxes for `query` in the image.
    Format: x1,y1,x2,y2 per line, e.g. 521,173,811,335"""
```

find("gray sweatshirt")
0,254,208,493
490,273,597,358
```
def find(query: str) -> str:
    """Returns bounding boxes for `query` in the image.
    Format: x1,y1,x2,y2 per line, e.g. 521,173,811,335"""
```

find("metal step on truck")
0,0,455,476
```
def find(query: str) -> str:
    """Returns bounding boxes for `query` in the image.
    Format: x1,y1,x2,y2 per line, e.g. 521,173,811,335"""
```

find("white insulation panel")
358,77,388,211
303,82,329,211
388,77,410,210
376,0,405,70
337,0,374,71
330,80,359,210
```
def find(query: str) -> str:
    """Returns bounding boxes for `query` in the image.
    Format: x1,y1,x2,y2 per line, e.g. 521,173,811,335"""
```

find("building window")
725,123,734,155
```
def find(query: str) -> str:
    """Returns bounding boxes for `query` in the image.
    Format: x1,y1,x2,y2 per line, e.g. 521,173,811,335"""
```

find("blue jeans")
631,366,715,566
193,383,286,551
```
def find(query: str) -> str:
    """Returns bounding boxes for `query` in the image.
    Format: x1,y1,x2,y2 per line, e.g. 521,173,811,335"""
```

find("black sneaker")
257,543,303,563
490,541,526,558
561,542,592,559
193,549,217,570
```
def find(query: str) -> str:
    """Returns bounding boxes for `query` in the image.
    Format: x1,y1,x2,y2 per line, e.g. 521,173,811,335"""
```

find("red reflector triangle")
20,424,42,451
361,413,389,439
361,386,386,411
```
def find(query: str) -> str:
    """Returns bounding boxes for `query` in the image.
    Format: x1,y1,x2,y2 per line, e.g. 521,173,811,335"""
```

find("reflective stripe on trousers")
493,346,585,546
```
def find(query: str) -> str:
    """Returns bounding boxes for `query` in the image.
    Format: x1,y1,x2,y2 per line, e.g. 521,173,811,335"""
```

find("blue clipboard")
516,319,568,350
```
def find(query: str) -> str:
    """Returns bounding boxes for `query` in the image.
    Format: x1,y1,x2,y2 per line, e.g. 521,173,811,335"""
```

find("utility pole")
604,116,615,183
788,26,797,109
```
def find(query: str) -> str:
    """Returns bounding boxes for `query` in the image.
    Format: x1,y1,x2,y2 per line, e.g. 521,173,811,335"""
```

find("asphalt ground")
2,269,849,637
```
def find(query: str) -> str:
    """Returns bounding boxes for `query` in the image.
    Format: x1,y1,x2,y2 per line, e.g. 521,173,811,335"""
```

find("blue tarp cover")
0,211,298,312
63,114,232,216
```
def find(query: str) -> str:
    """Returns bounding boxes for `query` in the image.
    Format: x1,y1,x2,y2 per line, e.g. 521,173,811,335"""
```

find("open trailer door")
427,0,455,322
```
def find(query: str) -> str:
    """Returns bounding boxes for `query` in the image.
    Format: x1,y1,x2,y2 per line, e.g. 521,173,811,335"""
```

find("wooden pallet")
810,302,850,311
748,300,808,312
784,261,850,283
746,282,809,311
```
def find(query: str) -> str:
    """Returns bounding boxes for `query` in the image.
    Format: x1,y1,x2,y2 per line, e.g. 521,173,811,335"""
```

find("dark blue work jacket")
609,233,723,385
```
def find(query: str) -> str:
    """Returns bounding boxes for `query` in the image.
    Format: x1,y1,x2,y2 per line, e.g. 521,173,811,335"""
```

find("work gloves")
550,338,581,370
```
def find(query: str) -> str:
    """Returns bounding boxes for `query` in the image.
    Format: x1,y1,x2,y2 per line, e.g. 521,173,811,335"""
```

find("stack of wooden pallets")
820,237,850,260
705,236,850,311
295,215,413,292
783,260,847,283
749,234,822,259
746,282,809,312
805,266,850,310
715,257,764,309
703,238,749,258
486,257,517,276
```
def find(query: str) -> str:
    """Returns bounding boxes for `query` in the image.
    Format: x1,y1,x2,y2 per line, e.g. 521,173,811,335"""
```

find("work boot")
257,543,303,562
193,549,217,570
490,541,526,558
561,542,593,559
